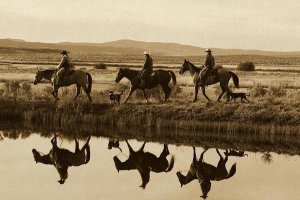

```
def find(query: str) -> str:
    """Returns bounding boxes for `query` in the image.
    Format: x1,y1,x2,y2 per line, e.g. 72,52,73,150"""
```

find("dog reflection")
32,135,91,184
108,138,122,152
224,149,248,157
113,140,175,189
177,147,236,199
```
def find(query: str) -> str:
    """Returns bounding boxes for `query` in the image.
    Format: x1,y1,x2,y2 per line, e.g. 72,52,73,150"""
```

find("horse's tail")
229,72,239,89
86,73,92,93
168,70,177,85
226,163,237,179
165,155,175,172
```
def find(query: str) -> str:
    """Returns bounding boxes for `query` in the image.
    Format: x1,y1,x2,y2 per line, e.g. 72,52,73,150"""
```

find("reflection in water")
261,152,273,164
177,147,240,199
224,149,248,157
32,135,91,184
113,140,175,189
108,138,123,152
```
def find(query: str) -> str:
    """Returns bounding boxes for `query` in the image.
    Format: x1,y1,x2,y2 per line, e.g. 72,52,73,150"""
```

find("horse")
32,135,91,184
33,69,56,85
34,69,93,102
115,68,176,103
179,59,240,102
113,140,175,189
176,147,236,199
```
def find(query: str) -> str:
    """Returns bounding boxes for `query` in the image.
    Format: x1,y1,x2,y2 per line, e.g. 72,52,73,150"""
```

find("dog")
109,90,125,104
227,91,250,102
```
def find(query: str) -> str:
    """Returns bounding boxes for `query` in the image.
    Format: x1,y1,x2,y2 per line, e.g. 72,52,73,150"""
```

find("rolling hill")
0,38,300,57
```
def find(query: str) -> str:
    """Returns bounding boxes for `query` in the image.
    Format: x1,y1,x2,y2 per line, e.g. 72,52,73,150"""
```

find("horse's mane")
40,69,56,76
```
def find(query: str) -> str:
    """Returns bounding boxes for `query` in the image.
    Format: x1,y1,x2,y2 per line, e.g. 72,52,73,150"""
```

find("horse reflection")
108,138,122,152
177,148,236,199
113,140,175,189
32,135,91,184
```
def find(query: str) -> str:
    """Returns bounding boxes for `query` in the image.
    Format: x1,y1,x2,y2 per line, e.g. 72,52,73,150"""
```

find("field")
0,50,299,136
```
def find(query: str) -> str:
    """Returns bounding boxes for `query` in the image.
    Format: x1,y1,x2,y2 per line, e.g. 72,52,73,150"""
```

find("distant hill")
1,38,300,56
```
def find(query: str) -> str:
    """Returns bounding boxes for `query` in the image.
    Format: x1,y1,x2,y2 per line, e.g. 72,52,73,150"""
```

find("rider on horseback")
199,48,215,85
56,50,72,85
139,51,153,87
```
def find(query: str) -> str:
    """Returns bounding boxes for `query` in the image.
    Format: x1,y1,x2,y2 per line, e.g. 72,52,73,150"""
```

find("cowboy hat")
204,48,212,52
143,51,150,55
60,50,69,55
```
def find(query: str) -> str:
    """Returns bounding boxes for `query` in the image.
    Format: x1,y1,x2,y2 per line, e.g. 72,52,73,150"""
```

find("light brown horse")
176,147,236,199
34,69,92,102
113,140,175,189
179,60,239,102
32,135,91,184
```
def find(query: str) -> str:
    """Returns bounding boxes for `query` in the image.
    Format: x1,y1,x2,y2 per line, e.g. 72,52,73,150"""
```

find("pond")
0,123,299,200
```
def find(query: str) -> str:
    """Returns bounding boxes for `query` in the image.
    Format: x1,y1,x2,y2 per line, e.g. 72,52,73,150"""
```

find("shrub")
249,83,267,97
94,63,107,70
237,61,255,71
268,85,287,97
21,82,32,99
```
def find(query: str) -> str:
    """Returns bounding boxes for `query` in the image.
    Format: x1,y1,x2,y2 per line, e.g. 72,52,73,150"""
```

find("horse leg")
142,89,148,103
52,86,59,102
200,86,210,101
74,84,81,99
82,85,92,103
161,83,171,101
74,138,80,154
125,140,134,154
199,149,207,162
193,147,197,163
124,87,136,104
217,84,226,101
216,149,224,160
138,141,146,152
193,84,199,102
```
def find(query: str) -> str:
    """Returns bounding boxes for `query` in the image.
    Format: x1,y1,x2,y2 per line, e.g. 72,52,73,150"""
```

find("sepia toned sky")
0,0,300,51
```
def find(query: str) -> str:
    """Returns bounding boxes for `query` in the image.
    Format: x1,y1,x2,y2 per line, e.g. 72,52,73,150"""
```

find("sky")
0,0,300,51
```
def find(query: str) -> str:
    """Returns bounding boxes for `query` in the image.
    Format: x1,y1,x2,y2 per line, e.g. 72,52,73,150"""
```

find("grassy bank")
0,94,299,135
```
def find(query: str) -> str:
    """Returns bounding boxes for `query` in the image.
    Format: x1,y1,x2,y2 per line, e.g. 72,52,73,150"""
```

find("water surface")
0,127,299,200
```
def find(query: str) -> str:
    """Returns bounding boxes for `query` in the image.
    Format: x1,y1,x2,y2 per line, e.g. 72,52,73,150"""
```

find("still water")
0,128,299,200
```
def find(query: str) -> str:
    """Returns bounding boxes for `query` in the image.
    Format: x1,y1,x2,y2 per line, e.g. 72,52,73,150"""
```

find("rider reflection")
32,135,91,184
113,140,175,189
177,147,239,199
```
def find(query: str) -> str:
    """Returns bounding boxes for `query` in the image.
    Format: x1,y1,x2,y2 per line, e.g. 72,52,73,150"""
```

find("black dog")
227,91,250,102
109,90,124,104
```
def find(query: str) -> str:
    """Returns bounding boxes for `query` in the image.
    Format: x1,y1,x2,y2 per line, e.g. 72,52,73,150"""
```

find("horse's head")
32,149,42,163
115,68,125,83
179,59,190,74
33,70,42,85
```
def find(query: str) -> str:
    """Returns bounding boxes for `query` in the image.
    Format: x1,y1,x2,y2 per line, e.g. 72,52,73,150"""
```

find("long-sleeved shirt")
203,54,215,69
57,56,71,70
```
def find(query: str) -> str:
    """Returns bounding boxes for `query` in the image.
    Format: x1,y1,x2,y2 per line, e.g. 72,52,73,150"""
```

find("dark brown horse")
179,60,239,102
34,69,93,102
115,68,176,103
32,135,91,184
176,147,236,199
113,140,175,189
